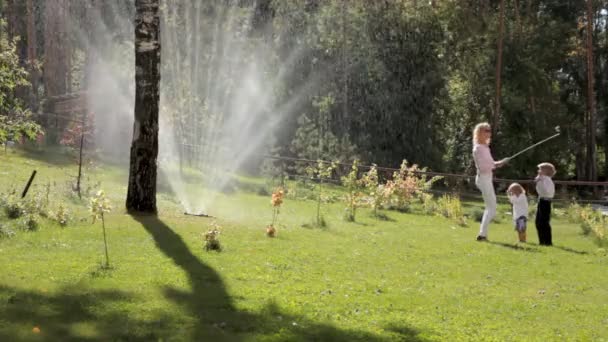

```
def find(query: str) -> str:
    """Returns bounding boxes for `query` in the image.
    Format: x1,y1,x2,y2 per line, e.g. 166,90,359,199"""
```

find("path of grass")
0,149,607,341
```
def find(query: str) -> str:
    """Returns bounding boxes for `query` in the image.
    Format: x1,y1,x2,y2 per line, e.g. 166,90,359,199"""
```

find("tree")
585,0,597,182
493,0,505,134
26,0,38,110
126,0,161,214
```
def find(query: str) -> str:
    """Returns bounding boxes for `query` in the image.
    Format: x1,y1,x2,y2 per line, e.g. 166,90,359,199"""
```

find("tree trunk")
126,0,161,214
586,0,597,182
514,0,522,37
493,0,505,135
341,0,349,137
26,0,38,110
43,0,69,98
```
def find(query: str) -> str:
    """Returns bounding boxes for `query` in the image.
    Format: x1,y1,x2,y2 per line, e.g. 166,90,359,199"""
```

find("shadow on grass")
525,242,589,255
17,146,76,167
488,241,540,253
0,284,173,341
133,215,427,341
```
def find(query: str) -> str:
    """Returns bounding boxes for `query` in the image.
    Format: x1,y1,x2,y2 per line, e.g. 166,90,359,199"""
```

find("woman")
472,122,507,241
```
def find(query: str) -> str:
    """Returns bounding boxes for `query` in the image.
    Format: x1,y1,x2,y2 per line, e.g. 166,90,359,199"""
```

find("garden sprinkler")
184,212,214,218
503,126,561,163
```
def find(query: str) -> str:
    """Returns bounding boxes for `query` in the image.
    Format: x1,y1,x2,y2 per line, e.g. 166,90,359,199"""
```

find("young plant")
305,160,337,227
360,164,393,217
89,190,112,268
388,160,442,212
437,194,467,226
4,196,24,219
203,222,222,251
49,202,71,227
341,159,363,222
268,187,285,237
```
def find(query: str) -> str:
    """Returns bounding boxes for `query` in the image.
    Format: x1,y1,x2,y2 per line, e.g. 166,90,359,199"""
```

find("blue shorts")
514,216,527,233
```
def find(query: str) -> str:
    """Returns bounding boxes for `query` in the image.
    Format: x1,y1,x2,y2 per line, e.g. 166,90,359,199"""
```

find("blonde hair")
473,122,491,145
538,162,556,177
508,183,525,195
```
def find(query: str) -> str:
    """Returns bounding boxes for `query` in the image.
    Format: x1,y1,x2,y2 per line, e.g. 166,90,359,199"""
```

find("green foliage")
341,159,363,221
21,214,40,231
0,224,15,239
305,159,337,226
3,195,25,219
360,164,393,217
565,203,607,247
203,222,222,252
49,203,71,227
0,19,42,147
436,195,467,227
89,190,112,267
387,160,442,212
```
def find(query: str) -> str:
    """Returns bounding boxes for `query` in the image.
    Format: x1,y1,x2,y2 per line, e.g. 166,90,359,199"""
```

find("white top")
472,144,495,175
535,175,555,199
508,194,528,220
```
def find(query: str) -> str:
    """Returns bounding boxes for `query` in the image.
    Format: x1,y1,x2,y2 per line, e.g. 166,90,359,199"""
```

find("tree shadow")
133,215,427,341
16,146,77,167
0,284,173,341
487,241,540,253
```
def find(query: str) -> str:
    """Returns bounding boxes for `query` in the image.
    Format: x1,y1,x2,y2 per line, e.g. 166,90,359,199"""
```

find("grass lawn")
0,148,607,341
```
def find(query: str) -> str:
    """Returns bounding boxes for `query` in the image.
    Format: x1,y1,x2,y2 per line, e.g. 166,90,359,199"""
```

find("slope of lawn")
0,148,607,341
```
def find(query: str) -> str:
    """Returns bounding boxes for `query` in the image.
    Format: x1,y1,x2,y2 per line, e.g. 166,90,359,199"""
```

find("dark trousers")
535,199,552,246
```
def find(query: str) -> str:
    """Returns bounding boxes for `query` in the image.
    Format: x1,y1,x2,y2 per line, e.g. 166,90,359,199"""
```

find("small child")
507,183,528,242
535,162,556,246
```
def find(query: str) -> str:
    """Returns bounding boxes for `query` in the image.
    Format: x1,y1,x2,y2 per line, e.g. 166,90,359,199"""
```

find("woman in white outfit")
472,123,507,241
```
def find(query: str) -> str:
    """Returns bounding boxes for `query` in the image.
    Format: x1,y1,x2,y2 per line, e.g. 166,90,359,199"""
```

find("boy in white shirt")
507,183,528,243
535,162,556,246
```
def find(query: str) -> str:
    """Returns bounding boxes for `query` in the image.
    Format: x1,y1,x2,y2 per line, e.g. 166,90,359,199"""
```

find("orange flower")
271,188,285,207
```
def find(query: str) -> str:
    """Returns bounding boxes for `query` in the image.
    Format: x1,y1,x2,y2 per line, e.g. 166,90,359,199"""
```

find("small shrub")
341,160,363,222
420,193,436,215
386,160,442,213
5,199,24,219
90,190,112,268
203,222,222,251
361,165,393,218
565,202,582,223
49,203,71,227
0,224,16,239
437,195,467,226
22,214,40,231
267,187,285,237
470,208,484,223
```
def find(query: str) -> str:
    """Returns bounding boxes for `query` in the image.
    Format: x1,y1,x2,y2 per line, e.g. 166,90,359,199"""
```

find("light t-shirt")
508,193,528,220
472,144,495,175
535,175,555,199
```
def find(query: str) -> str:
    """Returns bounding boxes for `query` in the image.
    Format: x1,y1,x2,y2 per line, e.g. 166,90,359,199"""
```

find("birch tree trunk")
126,0,161,214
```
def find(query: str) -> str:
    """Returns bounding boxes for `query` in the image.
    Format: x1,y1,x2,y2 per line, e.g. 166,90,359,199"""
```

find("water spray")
503,126,561,163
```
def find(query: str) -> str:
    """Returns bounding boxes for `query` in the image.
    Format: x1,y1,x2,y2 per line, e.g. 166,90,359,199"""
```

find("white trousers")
475,174,496,237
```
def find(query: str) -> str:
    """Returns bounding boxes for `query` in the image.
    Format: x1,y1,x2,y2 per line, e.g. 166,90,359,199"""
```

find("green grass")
0,148,607,341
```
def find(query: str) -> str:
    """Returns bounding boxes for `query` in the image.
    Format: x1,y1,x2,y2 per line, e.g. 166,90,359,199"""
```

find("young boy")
507,183,528,242
535,162,556,246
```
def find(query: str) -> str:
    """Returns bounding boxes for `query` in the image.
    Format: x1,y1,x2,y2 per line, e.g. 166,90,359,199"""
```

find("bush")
470,208,485,223
386,160,442,213
0,224,15,239
50,203,71,227
567,203,608,246
420,193,436,215
22,214,40,231
437,195,467,226
5,199,25,219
